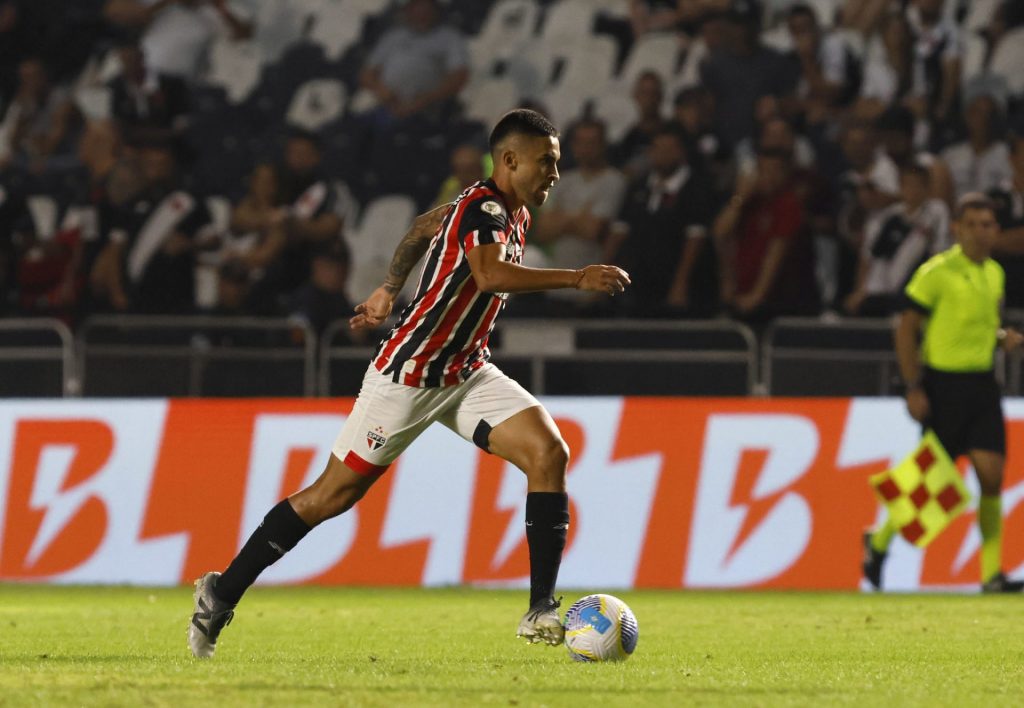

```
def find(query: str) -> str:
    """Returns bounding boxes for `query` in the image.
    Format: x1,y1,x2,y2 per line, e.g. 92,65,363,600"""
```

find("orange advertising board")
1,398,1022,590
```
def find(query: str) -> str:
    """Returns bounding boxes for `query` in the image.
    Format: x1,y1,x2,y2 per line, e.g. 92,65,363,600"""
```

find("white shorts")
332,362,540,476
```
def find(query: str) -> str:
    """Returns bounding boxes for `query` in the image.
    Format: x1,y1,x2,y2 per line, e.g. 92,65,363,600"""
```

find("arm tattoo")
382,203,451,294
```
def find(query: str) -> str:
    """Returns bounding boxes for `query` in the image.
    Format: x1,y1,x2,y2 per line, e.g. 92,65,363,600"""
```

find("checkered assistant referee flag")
869,430,971,548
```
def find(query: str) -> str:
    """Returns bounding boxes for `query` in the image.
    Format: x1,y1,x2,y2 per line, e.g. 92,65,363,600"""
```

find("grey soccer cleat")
516,596,564,646
188,572,235,658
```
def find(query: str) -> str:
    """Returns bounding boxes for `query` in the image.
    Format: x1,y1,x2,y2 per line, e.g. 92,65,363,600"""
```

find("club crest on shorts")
366,426,388,451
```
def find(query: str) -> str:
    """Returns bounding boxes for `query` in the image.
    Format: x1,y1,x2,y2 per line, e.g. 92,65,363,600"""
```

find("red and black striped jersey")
372,180,529,387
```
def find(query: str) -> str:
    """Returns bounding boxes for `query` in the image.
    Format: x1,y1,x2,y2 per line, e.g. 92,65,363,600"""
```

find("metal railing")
318,318,758,396
77,315,317,397
0,318,76,396
4,313,1020,398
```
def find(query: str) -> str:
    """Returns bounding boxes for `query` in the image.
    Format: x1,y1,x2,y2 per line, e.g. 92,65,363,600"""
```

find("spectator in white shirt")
941,82,1013,200
532,118,627,281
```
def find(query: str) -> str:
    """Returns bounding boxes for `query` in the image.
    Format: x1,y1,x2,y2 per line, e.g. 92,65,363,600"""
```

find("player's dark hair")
956,192,997,219
488,109,559,152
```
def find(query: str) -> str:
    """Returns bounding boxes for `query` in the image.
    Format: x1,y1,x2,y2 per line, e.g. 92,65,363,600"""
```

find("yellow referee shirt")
904,245,1004,372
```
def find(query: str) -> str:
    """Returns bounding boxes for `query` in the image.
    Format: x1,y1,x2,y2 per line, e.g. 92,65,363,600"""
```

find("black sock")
525,492,569,607
214,500,311,606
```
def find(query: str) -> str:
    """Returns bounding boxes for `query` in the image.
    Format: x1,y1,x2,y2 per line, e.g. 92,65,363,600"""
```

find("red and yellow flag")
869,430,971,548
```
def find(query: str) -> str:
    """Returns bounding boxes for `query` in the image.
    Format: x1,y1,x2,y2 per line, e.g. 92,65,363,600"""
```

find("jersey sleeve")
904,260,940,312
458,197,508,253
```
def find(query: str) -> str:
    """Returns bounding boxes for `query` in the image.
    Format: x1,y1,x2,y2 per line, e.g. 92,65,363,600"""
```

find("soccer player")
188,109,631,658
863,193,1024,592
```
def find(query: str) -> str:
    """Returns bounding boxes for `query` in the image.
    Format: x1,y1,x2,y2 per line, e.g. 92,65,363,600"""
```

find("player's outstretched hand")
577,265,631,296
350,286,395,330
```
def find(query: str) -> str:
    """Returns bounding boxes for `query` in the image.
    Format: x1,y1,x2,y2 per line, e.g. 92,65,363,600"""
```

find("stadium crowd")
1,0,1024,334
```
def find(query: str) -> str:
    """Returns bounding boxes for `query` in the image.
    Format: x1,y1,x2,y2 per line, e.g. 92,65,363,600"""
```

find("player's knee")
978,472,1003,497
529,435,569,478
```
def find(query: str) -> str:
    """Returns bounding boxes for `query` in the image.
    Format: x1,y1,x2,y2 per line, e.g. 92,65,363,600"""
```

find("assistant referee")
863,192,1024,592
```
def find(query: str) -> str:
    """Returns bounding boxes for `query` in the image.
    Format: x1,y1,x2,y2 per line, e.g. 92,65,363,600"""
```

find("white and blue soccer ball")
563,593,639,662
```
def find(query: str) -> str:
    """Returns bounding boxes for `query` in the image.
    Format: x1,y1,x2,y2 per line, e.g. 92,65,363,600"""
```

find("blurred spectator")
671,85,727,182
843,162,951,317
108,37,190,144
831,118,900,304
531,119,627,310
248,129,343,310
940,86,1012,200
735,109,816,179
359,0,468,125
90,141,211,313
225,162,285,274
855,11,913,120
699,0,799,151
875,105,954,206
609,127,717,316
630,0,730,37
287,237,359,341
0,0,42,106
433,143,489,207
840,0,889,37
25,120,143,320
613,70,667,178
786,3,859,113
0,177,33,312
988,132,1024,308
905,0,962,136
205,258,250,316
714,148,818,320
103,0,253,82
0,58,78,173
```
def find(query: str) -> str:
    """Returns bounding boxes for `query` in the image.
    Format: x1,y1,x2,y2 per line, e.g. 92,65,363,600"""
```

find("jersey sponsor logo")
480,200,502,216
366,426,388,451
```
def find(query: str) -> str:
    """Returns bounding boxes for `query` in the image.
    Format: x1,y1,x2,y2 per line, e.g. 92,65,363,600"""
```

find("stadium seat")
540,0,600,43
286,79,348,131
462,78,521,130
309,0,369,61
618,33,681,88
961,32,987,86
989,28,1024,95
205,39,263,104
554,35,617,96
345,195,418,303
591,92,637,143
964,0,1001,32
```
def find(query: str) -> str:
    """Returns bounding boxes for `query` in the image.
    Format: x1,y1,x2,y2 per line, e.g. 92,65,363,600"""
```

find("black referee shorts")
922,367,1006,458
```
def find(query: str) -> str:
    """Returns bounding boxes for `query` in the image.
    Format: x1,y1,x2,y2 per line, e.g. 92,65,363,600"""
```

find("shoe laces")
527,595,562,620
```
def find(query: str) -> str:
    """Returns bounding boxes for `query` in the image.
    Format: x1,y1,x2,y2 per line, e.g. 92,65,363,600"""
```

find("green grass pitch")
1,585,1023,706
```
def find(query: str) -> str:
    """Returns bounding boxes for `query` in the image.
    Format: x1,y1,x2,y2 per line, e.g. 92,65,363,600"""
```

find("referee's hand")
350,286,395,330
905,387,930,423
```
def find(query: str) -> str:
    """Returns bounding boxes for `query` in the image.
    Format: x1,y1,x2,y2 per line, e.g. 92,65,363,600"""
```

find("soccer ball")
563,594,639,662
